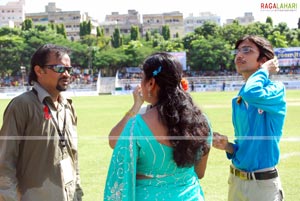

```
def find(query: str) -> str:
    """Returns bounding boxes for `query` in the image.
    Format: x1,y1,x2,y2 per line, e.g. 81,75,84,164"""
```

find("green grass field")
0,90,299,201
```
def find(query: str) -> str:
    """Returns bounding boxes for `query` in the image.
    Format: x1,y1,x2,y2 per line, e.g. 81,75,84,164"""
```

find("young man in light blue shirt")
213,35,286,201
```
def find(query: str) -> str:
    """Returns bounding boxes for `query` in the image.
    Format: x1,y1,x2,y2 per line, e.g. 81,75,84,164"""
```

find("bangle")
125,110,136,117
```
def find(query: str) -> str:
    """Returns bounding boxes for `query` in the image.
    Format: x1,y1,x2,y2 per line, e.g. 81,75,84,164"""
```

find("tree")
182,32,201,51
162,25,170,40
80,21,92,37
145,31,151,41
56,24,67,38
266,17,273,27
285,29,300,47
0,19,297,75
156,39,184,52
152,33,164,48
130,25,140,41
21,19,33,31
189,36,232,71
244,22,265,36
273,22,289,35
80,23,84,36
220,20,245,48
93,48,128,74
268,31,288,47
0,27,21,36
66,42,89,67
246,22,273,39
49,23,56,31
111,28,123,48
87,20,92,35
97,27,104,37
0,35,26,72
195,21,220,39
34,24,48,32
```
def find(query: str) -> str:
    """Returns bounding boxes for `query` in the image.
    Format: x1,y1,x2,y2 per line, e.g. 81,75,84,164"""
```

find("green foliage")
152,33,164,48
49,23,56,31
220,21,246,48
93,48,127,74
162,25,170,40
87,21,92,35
0,17,299,76
21,19,33,31
130,25,140,41
80,21,92,37
122,40,155,67
145,31,151,41
274,22,290,35
0,27,21,36
195,21,220,39
0,35,25,72
80,35,98,47
34,24,48,32
155,38,184,52
266,16,273,27
56,24,67,38
268,31,288,48
189,36,233,71
111,28,123,48
97,27,104,37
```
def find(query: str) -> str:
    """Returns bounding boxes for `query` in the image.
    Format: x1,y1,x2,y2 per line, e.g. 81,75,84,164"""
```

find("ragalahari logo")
260,2,298,11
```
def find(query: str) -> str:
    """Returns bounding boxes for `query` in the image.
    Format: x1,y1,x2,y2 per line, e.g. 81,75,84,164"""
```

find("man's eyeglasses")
231,46,257,55
44,64,73,73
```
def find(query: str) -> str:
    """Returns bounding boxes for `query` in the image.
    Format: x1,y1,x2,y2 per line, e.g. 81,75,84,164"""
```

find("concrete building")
25,2,97,41
143,11,184,38
1,0,256,40
184,12,221,34
0,0,25,28
101,10,184,39
101,10,141,37
225,12,254,26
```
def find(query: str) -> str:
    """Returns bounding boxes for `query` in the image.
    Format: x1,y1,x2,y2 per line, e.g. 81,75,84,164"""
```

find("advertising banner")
170,52,187,70
274,47,300,67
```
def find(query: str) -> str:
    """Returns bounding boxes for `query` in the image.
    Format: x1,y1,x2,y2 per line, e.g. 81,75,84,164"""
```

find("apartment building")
101,10,141,37
25,2,97,41
143,11,184,38
101,10,184,39
0,0,25,28
0,0,256,40
184,12,221,34
225,12,254,26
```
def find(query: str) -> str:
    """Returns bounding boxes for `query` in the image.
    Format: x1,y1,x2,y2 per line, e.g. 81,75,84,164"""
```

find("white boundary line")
280,152,300,160
1,136,300,141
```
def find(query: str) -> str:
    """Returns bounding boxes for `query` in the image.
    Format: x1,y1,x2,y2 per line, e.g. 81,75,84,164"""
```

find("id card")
60,157,74,185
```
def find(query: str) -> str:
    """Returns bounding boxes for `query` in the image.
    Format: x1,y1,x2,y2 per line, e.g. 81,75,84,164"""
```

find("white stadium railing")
1,74,300,99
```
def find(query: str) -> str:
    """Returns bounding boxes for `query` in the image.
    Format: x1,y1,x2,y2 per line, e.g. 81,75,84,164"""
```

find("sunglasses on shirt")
44,64,73,73
231,46,257,55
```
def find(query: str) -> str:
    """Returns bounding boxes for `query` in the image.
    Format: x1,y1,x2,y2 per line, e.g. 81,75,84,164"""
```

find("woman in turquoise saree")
104,52,212,201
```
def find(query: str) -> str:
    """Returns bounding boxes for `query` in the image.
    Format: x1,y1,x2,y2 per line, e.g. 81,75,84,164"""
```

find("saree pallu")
104,118,137,201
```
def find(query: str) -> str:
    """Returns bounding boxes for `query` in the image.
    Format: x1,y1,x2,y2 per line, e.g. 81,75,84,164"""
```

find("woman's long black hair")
142,52,210,167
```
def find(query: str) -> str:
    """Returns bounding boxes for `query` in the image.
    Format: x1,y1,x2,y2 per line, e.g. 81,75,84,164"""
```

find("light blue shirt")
227,69,286,172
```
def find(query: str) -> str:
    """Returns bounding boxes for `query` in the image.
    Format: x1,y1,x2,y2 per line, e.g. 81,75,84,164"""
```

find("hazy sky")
1,0,299,28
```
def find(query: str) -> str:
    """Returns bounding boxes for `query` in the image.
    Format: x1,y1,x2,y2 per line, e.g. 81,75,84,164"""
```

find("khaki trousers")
228,172,284,201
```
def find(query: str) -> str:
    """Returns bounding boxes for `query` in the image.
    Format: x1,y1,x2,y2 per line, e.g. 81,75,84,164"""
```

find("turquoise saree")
104,114,210,201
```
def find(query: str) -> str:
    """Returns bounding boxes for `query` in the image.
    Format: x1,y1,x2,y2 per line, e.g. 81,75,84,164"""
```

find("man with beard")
0,44,83,201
